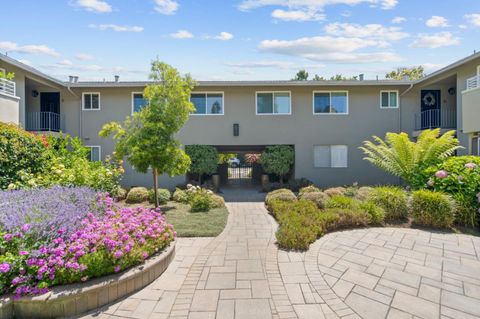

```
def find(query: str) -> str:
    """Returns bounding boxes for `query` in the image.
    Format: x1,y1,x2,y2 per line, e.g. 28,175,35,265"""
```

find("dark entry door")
420,90,441,129
40,92,60,131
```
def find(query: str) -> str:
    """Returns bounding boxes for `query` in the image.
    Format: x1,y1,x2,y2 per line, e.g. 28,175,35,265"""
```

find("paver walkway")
82,188,480,319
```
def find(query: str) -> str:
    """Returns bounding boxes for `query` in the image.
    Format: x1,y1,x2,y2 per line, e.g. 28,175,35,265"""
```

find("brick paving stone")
81,187,480,319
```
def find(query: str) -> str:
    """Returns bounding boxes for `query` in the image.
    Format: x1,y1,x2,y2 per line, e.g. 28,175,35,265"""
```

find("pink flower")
113,250,123,259
142,252,149,259
0,262,11,273
465,162,478,169
435,170,448,179
19,250,29,256
20,224,31,232
3,233,13,242
114,265,121,273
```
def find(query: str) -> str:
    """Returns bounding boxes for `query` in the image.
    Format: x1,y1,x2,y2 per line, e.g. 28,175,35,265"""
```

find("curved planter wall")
0,241,175,319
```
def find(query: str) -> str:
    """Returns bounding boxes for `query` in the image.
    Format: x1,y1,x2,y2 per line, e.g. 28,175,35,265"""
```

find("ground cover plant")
0,187,175,297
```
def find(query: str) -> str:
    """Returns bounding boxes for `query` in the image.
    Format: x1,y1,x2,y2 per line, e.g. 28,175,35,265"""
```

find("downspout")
66,85,81,137
398,82,414,187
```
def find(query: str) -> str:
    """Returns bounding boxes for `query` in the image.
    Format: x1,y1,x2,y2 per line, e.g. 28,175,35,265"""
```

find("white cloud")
238,0,398,11
170,30,194,39
324,22,408,41
226,60,295,69
74,0,112,13
154,0,179,15
88,24,144,32
421,63,446,73
258,36,401,63
209,32,234,41
58,59,73,66
410,32,460,48
18,59,32,66
426,16,449,28
0,41,60,57
271,9,325,21
465,13,480,27
75,53,95,61
392,16,406,24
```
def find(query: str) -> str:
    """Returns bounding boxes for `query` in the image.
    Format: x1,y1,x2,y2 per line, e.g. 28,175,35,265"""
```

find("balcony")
0,78,16,97
414,109,456,131
26,112,64,132
466,75,480,91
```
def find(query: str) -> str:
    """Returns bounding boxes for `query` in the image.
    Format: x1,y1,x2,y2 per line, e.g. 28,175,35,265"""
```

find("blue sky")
1,0,479,81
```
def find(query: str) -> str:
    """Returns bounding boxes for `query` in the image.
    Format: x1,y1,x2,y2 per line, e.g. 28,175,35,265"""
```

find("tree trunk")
153,168,159,208
198,173,202,186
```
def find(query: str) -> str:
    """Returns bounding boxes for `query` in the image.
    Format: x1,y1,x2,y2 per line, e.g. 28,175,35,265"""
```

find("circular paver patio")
81,188,480,319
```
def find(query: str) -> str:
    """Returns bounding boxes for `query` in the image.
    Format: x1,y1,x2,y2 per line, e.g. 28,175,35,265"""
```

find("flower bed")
0,187,175,298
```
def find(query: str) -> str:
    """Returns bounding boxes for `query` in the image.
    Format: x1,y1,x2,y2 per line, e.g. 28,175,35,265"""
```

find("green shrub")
126,187,149,203
298,185,320,197
190,192,212,212
261,145,295,183
355,187,374,201
0,123,47,189
367,186,409,221
116,187,128,200
185,145,218,184
299,191,328,209
265,188,297,207
210,194,225,208
359,201,385,224
324,208,371,230
173,188,189,203
411,190,455,228
148,188,171,205
325,195,361,209
324,187,347,198
276,217,318,251
424,156,480,227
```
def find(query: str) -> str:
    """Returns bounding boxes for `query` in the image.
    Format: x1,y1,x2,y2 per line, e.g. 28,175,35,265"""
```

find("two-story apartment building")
1,52,479,189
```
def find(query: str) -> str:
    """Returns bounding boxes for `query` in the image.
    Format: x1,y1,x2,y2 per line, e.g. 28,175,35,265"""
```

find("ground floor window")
86,146,101,161
313,145,348,168
380,90,399,108
473,134,479,156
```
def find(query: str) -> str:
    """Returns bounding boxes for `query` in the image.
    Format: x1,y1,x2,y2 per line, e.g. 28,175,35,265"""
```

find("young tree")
185,145,218,184
313,74,326,81
292,69,309,81
100,60,196,207
386,66,425,80
261,145,294,184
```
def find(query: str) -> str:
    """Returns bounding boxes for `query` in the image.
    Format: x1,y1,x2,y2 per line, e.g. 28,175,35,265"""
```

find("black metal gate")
228,163,253,184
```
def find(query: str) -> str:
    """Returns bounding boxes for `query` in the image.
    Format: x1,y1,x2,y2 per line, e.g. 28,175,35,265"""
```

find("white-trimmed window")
86,146,101,161
314,145,348,168
190,92,224,115
82,92,100,110
256,91,291,115
313,91,348,114
380,90,399,108
132,92,148,114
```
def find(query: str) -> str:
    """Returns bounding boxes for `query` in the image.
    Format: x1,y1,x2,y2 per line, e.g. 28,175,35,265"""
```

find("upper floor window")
190,92,224,115
82,92,100,110
313,91,348,114
380,90,399,109
132,92,148,113
256,91,291,115
86,146,101,161
314,145,348,168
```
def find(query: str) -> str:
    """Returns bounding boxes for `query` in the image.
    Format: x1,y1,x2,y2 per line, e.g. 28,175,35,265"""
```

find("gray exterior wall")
1,54,479,190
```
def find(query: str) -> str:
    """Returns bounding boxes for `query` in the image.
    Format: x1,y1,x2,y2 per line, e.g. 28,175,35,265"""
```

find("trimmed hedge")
411,190,455,228
324,187,347,198
298,185,321,197
299,191,328,209
265,188,297,207
210,194,226,208
190,191,212,212
173,188,189,203
367,186,409,221
148,188,171,205
126,187,149,203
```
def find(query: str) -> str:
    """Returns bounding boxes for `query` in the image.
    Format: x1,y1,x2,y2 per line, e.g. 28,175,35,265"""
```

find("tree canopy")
292,69,309,81
386,66,425,80
185,145,219,184
100,60,196,206
261,145,294,183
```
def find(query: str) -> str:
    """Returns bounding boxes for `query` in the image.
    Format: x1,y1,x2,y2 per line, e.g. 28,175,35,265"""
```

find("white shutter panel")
331,145,348,168
314,146,330,168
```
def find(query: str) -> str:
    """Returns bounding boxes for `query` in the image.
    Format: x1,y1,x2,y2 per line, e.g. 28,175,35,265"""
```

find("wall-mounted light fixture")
233,123,239,137
32,90,39,97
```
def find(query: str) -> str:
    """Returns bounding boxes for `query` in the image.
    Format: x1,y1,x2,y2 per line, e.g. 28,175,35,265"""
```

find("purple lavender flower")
20,224,31,232
0,262,11,273
3,233,13,242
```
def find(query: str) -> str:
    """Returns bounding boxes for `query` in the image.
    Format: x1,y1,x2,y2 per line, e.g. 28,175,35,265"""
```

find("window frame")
255,91,292,116
313,145,349,168
190,91,225,116
312,90,349,115
86,145,101,162
82,92,101,111
131,91,148,115
380,90,399,109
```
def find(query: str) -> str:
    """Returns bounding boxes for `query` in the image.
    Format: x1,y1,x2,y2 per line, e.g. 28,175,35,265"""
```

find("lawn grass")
118,200,229,237
162,202,229,237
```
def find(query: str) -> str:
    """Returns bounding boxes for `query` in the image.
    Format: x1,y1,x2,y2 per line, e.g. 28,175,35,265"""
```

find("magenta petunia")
0,262,11,273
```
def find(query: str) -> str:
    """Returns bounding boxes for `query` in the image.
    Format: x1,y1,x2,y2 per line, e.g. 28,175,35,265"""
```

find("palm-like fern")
360,129,462,187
